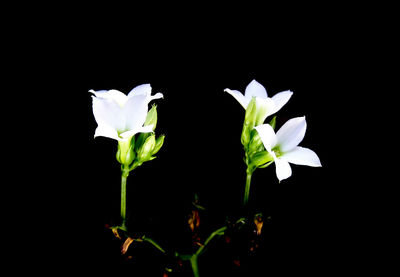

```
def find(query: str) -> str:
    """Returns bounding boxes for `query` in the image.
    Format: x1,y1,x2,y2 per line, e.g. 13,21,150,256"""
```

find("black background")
11,4,381,276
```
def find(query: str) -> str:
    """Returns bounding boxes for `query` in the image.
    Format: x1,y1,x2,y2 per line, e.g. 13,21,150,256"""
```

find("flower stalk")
190,255,200,277
243,168,253,206
120,165,130,229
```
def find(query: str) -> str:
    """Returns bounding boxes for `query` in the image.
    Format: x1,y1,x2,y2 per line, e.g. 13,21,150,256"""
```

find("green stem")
142,236,166,254
190,255,200,277
243,167,253,206
196,226,227,256
121,166,129,229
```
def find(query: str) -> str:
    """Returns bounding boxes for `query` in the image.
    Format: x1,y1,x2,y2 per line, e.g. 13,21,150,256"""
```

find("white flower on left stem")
255,117,322,182
90,84,163,141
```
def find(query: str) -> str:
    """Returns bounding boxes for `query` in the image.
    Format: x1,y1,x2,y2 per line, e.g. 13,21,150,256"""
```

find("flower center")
272,146,283,157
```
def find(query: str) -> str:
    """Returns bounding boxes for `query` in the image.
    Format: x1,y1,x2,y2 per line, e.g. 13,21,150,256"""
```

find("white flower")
254,117,321,182
224,79,293,124
90,84,163,141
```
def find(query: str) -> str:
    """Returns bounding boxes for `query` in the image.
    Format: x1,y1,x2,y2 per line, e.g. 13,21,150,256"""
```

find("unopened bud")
248,129,264,154
137,134,156,162
144,104,158,131
117,136,135,165
241,97,257,147
152,135,165,155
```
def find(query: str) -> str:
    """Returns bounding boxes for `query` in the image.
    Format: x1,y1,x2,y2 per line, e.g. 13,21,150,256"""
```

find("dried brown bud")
121,237,135,254
254,214,263,236
188,210,200,232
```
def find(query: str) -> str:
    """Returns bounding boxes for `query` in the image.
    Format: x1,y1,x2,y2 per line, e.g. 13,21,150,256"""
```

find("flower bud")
117,136,136,165
137,134,156,162
248,129,264,155
152,135,165,156
144,104,158,131
241,97,257,147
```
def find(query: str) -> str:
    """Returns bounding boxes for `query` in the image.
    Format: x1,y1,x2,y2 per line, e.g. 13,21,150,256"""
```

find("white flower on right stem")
224,79,293,125
254,117,322,182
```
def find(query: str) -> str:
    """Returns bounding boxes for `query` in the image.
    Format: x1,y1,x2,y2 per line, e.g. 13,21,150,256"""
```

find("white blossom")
90,84,163,141
255,117,321,182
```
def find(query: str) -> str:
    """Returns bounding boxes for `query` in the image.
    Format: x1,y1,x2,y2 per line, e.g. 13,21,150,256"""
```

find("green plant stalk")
142,236,166,254
190,255,200,277
121,166,130,229
196,226,227,256
243,167,253,206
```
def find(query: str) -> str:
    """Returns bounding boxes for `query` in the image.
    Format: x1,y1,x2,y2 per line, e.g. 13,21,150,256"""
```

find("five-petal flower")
224,79,293,124
254,117,321,182
90,84,163,141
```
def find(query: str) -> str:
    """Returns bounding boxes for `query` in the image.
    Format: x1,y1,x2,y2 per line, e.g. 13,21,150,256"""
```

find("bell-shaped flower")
224,79,293,125
90,84,163,142
254,117,321,182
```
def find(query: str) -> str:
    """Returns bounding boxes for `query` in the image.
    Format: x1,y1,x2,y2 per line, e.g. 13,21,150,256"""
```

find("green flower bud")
152,135,165,156
248,129,265,155
116,136,136,165
137,134,156,162
144,104,158,131
241,97,257,147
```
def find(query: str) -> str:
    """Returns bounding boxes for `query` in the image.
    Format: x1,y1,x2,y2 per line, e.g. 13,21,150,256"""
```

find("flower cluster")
91,84,165,169
225,79,321,182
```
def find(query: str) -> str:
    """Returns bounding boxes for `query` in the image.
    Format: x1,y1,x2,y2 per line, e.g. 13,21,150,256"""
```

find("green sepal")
258,160,273,168
249,150,273,169
269,115,276,130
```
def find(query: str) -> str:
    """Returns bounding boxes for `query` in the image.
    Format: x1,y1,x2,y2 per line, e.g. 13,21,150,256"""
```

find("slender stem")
196,226,227,256
190,255,200,277
121,166,129,229
243,167,253,206
142,236,166,254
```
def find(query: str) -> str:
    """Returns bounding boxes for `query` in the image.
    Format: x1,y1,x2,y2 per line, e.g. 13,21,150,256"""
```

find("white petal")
92,96,125,132
254,124,278,153
94,124,123,141
120,125,154,139
127,83,152,98
283,147,322,167
123,94,148,131
275,157,292,182
90,89,128,107
224,88,248,109
244,79,268,100
276,117,307,152
149,92,164,102
271,90,293,114
254,97,276,124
